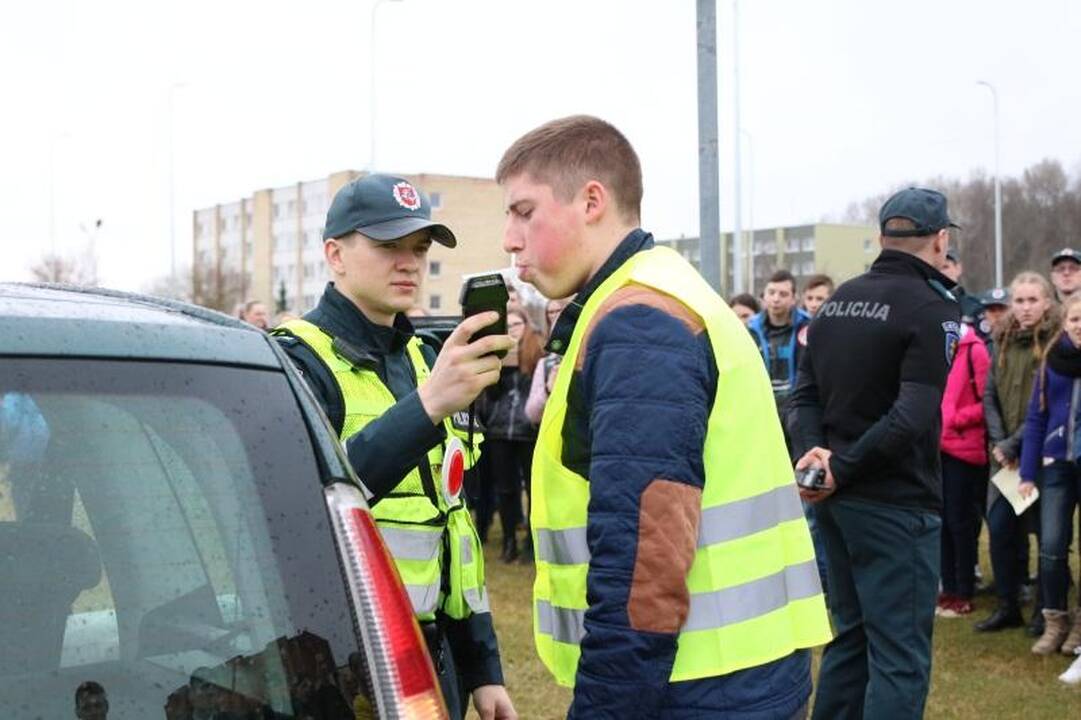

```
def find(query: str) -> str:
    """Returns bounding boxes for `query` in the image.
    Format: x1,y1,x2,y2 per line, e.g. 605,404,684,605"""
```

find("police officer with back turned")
788,187,962,720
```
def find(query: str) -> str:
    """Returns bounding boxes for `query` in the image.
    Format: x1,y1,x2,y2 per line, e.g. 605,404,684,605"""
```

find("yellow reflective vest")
275,319,488,622
531,246,832,686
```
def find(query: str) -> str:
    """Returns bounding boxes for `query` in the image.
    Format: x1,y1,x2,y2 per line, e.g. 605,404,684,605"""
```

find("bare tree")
28,252,97,285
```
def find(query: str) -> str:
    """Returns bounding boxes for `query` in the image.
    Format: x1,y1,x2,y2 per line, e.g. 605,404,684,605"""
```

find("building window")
429,192,442,210
429,294,441,310
802,236,815,252
429,260,441,277
273,203,281,219
864,238,872,251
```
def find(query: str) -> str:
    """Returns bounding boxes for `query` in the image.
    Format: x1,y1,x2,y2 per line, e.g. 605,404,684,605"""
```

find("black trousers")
940,453,986,598
484,439,534,543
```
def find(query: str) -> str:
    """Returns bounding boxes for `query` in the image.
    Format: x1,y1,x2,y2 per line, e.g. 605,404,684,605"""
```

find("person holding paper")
1020,293,1081,655
977,272,1059,634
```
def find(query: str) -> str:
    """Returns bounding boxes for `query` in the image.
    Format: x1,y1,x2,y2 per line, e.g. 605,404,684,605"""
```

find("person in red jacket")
937,326,991,616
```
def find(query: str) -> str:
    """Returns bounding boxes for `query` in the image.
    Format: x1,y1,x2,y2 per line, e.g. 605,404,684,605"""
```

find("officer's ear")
325,236,348,277
932,229,950,262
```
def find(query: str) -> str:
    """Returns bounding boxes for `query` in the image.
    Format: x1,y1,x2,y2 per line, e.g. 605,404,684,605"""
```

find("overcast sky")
2,0,1079,290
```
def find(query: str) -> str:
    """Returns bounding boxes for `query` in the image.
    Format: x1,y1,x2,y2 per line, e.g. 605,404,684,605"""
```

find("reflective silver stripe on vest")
460,534,473,566
536,599,586,645
535,485,804,567
682,558,822,632
697,484,805,547
465,587,490,613
535,526,590,565
405,582,441,616
536,559,822,643
378,526,443,562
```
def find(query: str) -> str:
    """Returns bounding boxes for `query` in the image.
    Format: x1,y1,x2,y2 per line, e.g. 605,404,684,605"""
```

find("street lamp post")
370,0,404,172
740,128,754,294
731,0,744,295
168,82,187,284
977,80,1003,288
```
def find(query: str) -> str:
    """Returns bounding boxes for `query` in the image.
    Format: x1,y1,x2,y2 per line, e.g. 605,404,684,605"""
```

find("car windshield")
0,359,362,719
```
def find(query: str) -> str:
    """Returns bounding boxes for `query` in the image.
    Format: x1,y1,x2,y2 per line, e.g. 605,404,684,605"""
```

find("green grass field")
472,526,1081,720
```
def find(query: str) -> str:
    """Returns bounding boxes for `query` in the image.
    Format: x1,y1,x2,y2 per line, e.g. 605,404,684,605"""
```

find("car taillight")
326,483,448,719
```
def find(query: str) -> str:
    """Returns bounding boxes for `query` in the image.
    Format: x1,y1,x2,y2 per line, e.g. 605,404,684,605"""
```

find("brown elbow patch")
628,479,702,634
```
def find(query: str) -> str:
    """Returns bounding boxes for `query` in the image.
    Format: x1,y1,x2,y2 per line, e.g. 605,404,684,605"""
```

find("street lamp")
740,128,754,294
731,0,744,294
977,80,1003,288
168,82,188,283
370,0,404,172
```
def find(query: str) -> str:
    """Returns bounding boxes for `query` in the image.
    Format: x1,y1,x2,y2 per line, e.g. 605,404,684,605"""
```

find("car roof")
0,283,281,368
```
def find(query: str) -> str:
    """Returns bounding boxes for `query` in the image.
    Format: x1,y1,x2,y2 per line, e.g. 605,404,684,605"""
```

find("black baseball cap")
879,187,962,237
1051,248,1081,266
323,174,456,247
979,287,1010,307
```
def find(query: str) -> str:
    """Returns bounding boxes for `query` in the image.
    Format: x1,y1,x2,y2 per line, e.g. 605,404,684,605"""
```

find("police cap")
323,173,456,247
1051,248,1081,267
879,187,962,238
978,287,1010,308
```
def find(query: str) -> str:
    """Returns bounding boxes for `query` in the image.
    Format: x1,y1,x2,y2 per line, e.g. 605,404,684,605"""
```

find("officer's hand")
1018,480,1037,499
471,684,517,720
795,447,837,504
418,312,515,424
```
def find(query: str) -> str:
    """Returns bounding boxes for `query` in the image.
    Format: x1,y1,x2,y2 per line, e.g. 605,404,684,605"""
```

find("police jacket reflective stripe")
532,246,832,686
274,319,488,621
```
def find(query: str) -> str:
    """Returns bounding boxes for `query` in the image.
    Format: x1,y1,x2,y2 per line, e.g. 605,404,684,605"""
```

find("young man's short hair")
766,269,796,293
75,681,106,706
802,274,834,294
496,115,643,224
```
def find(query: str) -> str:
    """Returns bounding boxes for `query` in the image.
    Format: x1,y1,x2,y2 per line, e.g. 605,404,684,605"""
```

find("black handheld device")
795,466,828,490
459,273,510,358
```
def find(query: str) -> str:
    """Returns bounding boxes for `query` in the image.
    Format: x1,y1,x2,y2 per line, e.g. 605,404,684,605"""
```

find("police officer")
788,187,962,720
274,174,517,720
940,248,982,325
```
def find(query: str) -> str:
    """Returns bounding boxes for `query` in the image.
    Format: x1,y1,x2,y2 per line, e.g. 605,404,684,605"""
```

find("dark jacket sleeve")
568,302,715,720
1019,370,1049,483
787,350,826,458
276,334,444,500
984,363,1008,446
445,611,504,692
828,300,958,484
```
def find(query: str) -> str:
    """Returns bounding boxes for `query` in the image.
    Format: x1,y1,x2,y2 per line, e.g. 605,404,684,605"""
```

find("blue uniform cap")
879,187,961,237
323,174,456,247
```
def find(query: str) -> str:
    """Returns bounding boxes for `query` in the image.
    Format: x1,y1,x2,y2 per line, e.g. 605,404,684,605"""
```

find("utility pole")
696,0,721,292
977,80,1003,288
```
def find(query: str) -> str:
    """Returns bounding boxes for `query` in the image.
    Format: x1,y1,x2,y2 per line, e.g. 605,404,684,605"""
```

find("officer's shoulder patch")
942,321,961,365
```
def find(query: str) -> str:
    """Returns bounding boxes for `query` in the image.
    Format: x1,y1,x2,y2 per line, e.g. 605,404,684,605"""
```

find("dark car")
0,284,448,719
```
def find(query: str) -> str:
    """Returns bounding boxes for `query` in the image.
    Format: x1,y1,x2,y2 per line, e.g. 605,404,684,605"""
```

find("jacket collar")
546,229,654,355
871,248,957,291
305,282,415,354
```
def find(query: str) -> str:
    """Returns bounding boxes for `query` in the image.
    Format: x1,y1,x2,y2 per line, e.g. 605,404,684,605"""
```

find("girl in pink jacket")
937,327,991,617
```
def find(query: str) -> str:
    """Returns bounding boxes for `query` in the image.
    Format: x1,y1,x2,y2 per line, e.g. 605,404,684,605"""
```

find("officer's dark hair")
802,273,833,294
75,681,107,707
766,269,796,294
729,293,759,314
496,115,643,225
880,218,937,252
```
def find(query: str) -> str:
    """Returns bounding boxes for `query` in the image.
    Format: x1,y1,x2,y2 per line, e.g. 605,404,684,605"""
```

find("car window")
0,360,367,719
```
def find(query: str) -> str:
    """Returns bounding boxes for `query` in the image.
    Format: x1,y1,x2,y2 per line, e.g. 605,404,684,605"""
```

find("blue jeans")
803,499,829,597
987,493,1038,608
1039,461,1081,611
811,497,941,720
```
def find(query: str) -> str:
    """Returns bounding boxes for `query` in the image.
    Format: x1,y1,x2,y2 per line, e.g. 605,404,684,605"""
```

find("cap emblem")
392,181,422,211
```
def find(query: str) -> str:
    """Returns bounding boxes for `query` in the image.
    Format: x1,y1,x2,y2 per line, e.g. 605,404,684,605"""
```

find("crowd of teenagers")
731,248,1081,686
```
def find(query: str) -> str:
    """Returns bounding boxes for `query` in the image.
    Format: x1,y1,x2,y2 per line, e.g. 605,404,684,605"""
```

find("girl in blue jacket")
1021,293,1081,656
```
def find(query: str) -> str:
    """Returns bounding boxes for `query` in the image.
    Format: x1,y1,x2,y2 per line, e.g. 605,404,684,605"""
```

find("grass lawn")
471,526,1081,720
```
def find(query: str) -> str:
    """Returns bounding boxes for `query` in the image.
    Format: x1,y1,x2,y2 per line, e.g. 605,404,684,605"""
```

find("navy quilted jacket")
551,230,811,720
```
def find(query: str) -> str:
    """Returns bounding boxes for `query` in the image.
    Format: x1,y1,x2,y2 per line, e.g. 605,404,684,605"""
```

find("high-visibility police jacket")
276,319,488,623
532,245,832,687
